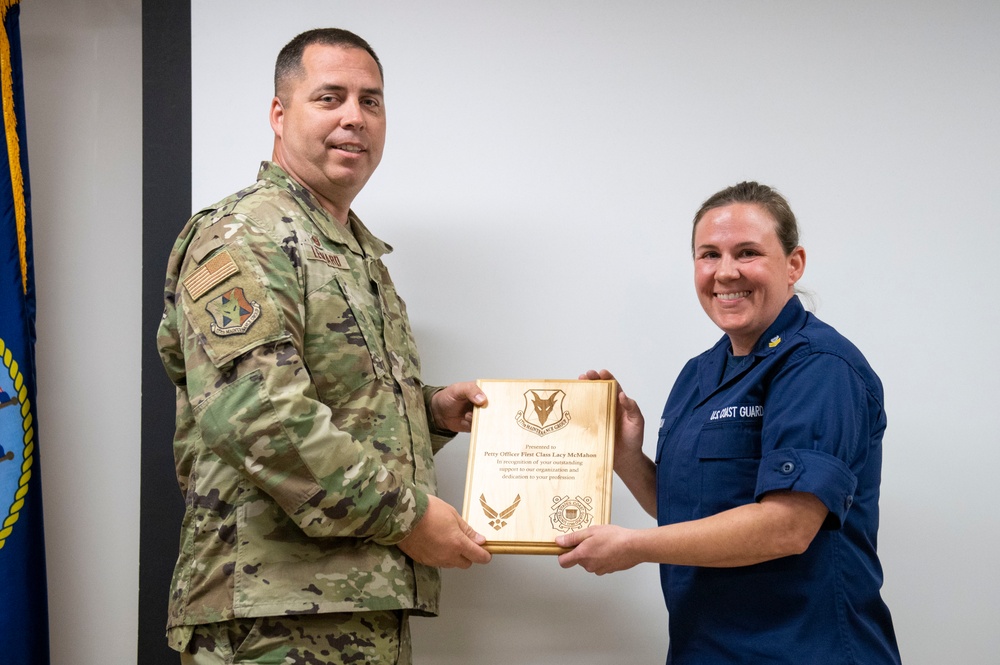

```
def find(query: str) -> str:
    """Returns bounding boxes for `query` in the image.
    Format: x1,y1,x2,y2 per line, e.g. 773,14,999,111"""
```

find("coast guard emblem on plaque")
479,494,521,531
206,287,261,336
515,389,570,437
550,495,594,533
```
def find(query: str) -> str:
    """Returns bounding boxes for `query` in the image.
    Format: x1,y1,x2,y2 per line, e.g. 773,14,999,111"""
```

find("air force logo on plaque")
550,495,594,533
515,389,571,436
206,287,261,336
480,494,521,531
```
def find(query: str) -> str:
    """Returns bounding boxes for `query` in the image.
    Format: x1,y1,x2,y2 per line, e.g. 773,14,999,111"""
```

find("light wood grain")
462,379,616,554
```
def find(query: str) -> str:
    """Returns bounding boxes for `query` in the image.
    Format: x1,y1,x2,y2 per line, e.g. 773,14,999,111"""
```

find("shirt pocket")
654,416,679,520
655,416,678,465
696,420,762,516
368,259,421,382
301,267,387,405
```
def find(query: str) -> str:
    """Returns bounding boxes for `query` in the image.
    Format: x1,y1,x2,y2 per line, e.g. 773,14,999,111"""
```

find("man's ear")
269,96,284,137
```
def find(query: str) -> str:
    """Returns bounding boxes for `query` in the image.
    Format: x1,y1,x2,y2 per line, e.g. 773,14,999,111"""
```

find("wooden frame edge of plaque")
461,379,617,555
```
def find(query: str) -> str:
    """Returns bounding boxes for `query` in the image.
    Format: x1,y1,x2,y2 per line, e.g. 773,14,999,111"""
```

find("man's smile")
331,142,365,153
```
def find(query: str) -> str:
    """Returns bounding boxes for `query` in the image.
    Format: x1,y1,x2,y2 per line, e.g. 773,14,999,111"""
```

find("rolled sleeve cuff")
755,448,858,528
371,484,430,546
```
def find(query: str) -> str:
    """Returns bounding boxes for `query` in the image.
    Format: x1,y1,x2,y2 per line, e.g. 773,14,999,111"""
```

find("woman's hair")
691,181,799,256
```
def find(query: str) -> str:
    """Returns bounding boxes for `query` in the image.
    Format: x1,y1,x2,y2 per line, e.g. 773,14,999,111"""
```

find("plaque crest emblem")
206,287,261,336
479,494,521,531
515,389,570,436
549,495,594,533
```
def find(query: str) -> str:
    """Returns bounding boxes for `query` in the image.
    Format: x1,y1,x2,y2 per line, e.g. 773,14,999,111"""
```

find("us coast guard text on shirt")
709,404,764,421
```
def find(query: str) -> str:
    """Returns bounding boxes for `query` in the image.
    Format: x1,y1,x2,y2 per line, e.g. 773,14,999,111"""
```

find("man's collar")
257,161,391,258
347,211,392,259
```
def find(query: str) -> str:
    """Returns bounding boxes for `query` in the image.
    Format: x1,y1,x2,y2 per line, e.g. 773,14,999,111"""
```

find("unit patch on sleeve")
205,287,261,336
181,239,287,368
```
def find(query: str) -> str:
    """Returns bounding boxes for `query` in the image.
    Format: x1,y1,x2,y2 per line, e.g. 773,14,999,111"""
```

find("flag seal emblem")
0,336,36,550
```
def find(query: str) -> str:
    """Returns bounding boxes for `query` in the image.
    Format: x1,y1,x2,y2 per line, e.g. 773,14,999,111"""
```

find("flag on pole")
0,1,50,663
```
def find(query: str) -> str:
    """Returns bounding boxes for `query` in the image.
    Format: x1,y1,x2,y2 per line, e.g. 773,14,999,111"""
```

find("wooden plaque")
462,379,616,554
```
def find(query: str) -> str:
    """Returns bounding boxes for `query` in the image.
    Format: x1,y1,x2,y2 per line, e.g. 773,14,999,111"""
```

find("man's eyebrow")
313,83,384,97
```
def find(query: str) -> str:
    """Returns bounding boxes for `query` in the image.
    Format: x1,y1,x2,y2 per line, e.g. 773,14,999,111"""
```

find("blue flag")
0,1,50,663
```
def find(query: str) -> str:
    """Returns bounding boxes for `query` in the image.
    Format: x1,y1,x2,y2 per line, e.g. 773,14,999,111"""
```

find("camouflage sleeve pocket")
196,368,320,515
180,240,288,368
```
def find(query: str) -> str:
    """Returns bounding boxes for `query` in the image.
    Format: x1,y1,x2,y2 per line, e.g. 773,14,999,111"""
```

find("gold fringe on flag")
1,0,28,295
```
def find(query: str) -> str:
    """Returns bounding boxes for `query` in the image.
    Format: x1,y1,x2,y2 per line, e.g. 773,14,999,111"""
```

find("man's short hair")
274,28,383,99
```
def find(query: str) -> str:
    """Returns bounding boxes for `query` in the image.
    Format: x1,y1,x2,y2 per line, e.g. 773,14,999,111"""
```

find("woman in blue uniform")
557,182,901,664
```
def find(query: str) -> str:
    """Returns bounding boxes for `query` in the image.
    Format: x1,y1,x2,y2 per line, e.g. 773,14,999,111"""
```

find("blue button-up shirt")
656,297,900,664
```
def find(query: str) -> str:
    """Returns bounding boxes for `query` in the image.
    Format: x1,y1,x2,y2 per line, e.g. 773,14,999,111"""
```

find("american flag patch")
183,250,239,300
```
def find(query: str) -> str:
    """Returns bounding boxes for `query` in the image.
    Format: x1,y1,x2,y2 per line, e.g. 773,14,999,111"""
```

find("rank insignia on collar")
205,287,261,336
768,335,782,348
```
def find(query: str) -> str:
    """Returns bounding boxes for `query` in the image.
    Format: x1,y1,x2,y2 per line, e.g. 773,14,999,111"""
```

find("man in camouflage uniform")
157,28,492,665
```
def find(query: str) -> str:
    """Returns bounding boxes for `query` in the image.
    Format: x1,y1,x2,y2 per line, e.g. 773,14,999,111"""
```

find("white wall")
20,0,142,664
19,0,999,663
193,3,1000,664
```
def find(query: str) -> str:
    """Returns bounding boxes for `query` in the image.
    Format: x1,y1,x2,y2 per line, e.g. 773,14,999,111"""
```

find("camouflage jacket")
157,162,452,646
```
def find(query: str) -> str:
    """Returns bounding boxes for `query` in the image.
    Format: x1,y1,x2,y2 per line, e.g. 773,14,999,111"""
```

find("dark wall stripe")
140,2,190,663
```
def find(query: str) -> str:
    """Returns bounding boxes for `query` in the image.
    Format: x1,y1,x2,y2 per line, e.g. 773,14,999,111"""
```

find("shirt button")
846,495,854,507
780,461,796,474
